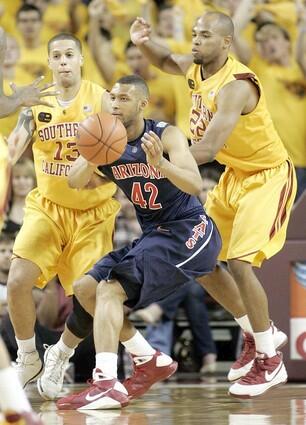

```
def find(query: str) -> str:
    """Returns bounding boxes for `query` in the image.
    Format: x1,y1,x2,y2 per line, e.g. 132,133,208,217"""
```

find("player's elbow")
188,175,203,196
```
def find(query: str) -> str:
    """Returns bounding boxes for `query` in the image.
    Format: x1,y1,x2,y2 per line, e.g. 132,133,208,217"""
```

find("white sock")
15,335,36,353
0,367,31,413
95,352,118,378
56,335,75,357
234,315,253,334
122,331,156,356
254,327,276,357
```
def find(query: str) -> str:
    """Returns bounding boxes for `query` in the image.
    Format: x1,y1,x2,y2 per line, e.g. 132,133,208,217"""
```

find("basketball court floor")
4,380,305,425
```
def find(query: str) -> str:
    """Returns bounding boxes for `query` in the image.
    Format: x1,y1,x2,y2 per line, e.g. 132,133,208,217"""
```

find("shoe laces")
44,346,69,384
235,333,255,367
124,360,152,387
16,350,37,367
239,356,266,384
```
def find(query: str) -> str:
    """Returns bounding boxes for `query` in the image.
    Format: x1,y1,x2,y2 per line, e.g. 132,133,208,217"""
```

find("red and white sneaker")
123,351,178,400
5,411,43,425
229,352,288,398
56,369,129,410
228,322,288,382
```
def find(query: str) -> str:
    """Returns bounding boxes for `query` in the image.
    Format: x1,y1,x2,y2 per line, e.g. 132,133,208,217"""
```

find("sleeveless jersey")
186,55,288,173
99,119,202,229
31,80,116,210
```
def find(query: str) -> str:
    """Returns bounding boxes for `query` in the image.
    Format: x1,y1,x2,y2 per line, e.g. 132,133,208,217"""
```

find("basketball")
76,112,127,165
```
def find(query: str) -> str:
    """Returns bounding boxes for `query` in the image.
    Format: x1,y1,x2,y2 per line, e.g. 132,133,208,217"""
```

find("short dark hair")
16,4,42,21
116,75,150,98
48,33,82,54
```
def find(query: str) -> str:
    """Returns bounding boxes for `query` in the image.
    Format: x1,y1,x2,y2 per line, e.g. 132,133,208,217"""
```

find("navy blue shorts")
88,209,221,310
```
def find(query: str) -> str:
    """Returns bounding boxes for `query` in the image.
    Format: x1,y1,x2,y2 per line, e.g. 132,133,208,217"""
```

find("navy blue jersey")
99,119,202,229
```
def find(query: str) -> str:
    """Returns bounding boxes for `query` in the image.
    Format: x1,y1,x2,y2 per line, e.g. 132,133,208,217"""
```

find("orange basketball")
76,112,127,165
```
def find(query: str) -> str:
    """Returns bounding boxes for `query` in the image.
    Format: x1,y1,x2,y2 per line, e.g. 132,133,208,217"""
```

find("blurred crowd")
0,0,305,379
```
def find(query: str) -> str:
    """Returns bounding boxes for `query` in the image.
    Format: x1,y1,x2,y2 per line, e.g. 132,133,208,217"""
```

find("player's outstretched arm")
141,126,202,195
190,79,256,165
7,108,36,165
130,17,192,75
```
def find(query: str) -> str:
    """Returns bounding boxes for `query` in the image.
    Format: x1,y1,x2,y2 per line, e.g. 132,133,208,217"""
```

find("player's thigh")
13,198,64,288
205,177,235,261
59,206,118,295
228,161,296,261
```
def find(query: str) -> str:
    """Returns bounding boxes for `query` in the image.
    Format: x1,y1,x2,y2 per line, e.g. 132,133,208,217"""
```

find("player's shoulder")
81,79,106,94
145,119,170,132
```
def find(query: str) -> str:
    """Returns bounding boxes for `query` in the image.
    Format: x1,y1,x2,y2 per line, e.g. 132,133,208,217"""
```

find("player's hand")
9,76,60,108
130,17,152,46
141,131,164,168
88,0,105,19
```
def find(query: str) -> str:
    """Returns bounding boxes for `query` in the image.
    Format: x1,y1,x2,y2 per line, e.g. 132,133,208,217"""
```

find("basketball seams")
77,113,127,164
78,123,101,146
96,113,104,141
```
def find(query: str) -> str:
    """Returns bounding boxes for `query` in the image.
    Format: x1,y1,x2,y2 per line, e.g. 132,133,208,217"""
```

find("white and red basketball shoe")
123,351,178,400
5,411,43,425
229,352,287,398
56,369,129,410
228,322,288,382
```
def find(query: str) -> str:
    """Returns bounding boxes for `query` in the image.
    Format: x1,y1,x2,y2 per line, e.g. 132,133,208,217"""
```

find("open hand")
10,76,60,108
141,131,164,167
130,17,152,46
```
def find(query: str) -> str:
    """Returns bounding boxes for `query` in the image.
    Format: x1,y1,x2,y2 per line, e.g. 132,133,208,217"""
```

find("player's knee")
7,267,34,297
228,259,252,282
96,280,126,302
73,276,96,305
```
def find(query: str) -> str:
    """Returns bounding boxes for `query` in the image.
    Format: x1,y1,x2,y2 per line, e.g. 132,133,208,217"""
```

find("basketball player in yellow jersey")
6,33,120,400
130,12,297,398
0,26,61,425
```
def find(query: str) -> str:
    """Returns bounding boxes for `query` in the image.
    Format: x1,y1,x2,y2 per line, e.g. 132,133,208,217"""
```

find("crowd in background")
0,0,305,380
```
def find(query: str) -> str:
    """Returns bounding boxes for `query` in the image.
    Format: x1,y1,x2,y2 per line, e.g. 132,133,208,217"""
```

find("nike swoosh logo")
265,361,283,382
157,226,170,233
85,388,112,402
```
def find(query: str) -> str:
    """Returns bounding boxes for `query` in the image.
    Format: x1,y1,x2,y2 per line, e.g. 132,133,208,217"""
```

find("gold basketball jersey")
31,80,116,209
186,56,288,172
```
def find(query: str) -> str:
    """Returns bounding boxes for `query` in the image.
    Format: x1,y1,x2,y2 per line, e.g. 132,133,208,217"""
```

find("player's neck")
201,55,228,80
126,119,145,142
56,79,82,101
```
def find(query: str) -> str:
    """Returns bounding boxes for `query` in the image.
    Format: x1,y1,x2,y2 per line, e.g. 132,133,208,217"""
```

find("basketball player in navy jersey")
56,74,221,410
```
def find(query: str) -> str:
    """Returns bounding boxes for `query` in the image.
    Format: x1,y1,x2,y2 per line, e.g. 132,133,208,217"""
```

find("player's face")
256,26,290,63
48,40,83,87
109,83,144,126
192,17,230,65
17,10,42,41
0,241,13,273
126,46,149,75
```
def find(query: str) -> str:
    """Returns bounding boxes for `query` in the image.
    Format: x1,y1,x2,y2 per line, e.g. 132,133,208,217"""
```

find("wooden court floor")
17,381,306,425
